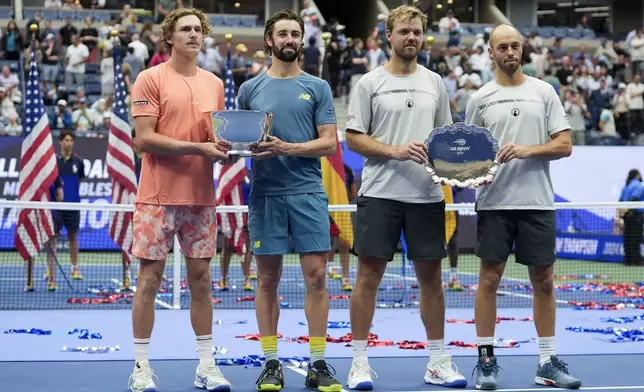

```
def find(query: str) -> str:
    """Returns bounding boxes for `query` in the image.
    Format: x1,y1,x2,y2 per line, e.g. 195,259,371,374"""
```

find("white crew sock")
538,336,556,366
428,339,446,363
352,340,368,361
450,268,458,280
197,335,215,365
134,338,150,368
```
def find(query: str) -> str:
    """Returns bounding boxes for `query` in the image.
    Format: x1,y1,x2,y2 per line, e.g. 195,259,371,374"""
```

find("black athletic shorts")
53,210,80,235
354,196,447,262
475,209,556,267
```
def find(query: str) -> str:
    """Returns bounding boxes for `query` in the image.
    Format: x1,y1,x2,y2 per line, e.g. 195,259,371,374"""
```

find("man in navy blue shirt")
619,169,644,266
45,131,86,288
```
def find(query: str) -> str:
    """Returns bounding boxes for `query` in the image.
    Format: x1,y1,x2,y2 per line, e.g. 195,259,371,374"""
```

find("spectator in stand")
157,0,183,23
250,50,268,78
128,34,149,65
41,34,61,90
124,46,144,82
65,34,89,91
366,37,386,71
613,83,630,140
79,16,99,55
630,28,644,77
5,112,22,136
302,36,322,77
550,37,566,60
372,13,388,52
564,91,588,145
626,74,644,142
0,87,16,116
148,43,169,67
197,37,222,77
2,20,24,61
588,78,612,127
59,17,77,49
45,0,62,7
450,78,475,121
139,22,158,63
598,103,618,139
438,9,460,33
40,19,57,42
51,99,72,130
25,12,42,40
556,56,574,86
100,47,114,96
72,97,95,131
595,38,618,71
0,65,20,98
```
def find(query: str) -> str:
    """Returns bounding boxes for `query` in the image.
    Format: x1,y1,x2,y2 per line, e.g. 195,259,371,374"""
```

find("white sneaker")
194,361,232,392
424,355,467,388
128,363,159,392
347,358,377,390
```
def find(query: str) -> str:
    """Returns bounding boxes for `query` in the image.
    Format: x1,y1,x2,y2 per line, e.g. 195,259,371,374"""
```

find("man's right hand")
197,142,229,162
390,142,429,164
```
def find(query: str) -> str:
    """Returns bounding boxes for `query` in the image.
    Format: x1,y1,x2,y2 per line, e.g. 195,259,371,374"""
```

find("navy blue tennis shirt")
56,154,86,202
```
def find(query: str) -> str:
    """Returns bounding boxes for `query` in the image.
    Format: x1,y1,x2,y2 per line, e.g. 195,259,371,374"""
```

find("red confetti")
235,333,284,341
67,293,133,304
212,298,222,304
329,295,350,300
236,296,255,302
398,340,428,350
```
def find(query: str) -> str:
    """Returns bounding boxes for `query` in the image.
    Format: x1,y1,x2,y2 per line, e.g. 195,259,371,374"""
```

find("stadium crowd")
0,2,642,147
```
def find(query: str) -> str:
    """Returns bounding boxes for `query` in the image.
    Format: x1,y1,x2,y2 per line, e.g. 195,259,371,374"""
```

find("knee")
532,272,554,296
139,267,163,297
303,265,326,293
188,268,212,297
356,261,386,293
479,268,502,293
257,270,280,294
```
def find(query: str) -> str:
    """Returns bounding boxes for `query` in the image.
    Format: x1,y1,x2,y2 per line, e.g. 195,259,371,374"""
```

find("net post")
173,235,181,309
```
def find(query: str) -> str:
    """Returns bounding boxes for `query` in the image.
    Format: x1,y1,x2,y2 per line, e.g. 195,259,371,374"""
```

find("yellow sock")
260,335,278,361
309,336,326,363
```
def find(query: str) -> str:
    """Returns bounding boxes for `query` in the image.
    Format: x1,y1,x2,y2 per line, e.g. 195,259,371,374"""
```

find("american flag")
15,42,59,261
216,45,247,256
106,43,138,263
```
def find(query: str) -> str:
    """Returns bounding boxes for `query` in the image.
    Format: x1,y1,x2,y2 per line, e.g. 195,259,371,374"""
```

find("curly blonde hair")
386,5,428,33
161,8,212,51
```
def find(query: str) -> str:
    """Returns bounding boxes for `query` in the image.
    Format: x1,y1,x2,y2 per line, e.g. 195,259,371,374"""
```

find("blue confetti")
298,321,352,328
61,345,119,353
600,314,644,324
4,328,102,339
216,355,310,368
566,326,644,342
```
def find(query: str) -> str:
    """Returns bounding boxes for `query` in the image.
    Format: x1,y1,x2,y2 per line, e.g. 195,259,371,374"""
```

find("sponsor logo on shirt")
298,93,311,100
133,100,148,105
347,112,356,121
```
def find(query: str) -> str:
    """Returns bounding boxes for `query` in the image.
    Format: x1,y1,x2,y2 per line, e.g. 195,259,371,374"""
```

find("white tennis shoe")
194,361,232,392
128,363,159,392
424,355,468,388
347,358,377,390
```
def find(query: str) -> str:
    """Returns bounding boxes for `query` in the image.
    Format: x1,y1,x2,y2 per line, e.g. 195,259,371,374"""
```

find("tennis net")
0,200,642,311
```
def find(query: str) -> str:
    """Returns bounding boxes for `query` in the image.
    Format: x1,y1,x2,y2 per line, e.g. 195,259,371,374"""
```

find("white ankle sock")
450,268,458,279
428,339,446,362
197,335,215,365
134,338,150,368
352,340,368,360
538,337,556,366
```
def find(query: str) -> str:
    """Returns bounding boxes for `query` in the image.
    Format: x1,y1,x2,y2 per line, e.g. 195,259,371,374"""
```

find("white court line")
286,367,350,392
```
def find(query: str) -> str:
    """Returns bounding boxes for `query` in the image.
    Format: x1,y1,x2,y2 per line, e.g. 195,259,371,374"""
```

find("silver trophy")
211,110,273,156
424,122,500,188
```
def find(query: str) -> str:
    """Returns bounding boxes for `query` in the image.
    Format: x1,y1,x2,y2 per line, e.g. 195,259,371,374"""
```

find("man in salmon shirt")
127,8,232,392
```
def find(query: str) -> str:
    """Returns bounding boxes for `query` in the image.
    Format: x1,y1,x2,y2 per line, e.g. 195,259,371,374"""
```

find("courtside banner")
0,136,117,251
556,232,644,263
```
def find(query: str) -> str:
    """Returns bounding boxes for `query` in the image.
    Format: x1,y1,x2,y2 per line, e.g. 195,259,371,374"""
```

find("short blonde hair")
386,5,428,33
161,8,212,51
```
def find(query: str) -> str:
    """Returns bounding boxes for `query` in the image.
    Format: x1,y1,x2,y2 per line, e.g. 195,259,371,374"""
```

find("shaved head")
489,23,521,49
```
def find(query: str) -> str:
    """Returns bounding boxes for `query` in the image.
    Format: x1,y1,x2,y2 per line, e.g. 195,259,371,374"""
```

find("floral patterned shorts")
132,204,218,261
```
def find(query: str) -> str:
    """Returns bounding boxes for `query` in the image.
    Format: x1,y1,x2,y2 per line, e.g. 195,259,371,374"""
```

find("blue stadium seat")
40,10,60,21
0,60,20,73
210,15,225,27
0,6,12,19
567,29,582,39
583,29,596,39
58,9,76,20
76,9,93,21
84,73,101,83
22,9,39,20
85,64,100,74
537,27,553,38
92,10,113,22
239,15,258,27
84,82,102,95
223,15,241,27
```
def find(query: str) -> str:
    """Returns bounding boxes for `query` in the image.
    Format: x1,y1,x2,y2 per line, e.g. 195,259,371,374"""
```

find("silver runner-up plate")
211,110,273,157
424,122,500,188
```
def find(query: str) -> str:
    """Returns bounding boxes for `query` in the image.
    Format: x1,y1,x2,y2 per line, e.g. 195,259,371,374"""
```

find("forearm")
346,132,393,160
137,132,203,156
288,136,336,158
527,136,572,160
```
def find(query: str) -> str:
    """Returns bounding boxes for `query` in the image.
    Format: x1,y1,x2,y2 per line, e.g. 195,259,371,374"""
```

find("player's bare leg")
255,255,283,337
45,237,58,291
186,257,215,336
338,239,352,291
218,240,232,290
68,232,82,280
24,257,34,292
241,238,253,291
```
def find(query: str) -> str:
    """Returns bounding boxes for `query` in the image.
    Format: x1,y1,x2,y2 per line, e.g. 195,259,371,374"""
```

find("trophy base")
227,150,253,157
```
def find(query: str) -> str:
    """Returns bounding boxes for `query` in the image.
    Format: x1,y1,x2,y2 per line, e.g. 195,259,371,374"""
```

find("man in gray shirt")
345,5,467,390
465,24,581,390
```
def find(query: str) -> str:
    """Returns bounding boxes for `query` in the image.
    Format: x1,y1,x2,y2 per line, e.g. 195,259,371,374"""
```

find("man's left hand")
496,143,531,163
252,135,292,159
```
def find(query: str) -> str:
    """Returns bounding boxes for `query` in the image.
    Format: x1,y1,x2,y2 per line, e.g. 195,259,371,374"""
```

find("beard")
394,43,419,61
274,43,301,62
495,54,522,74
